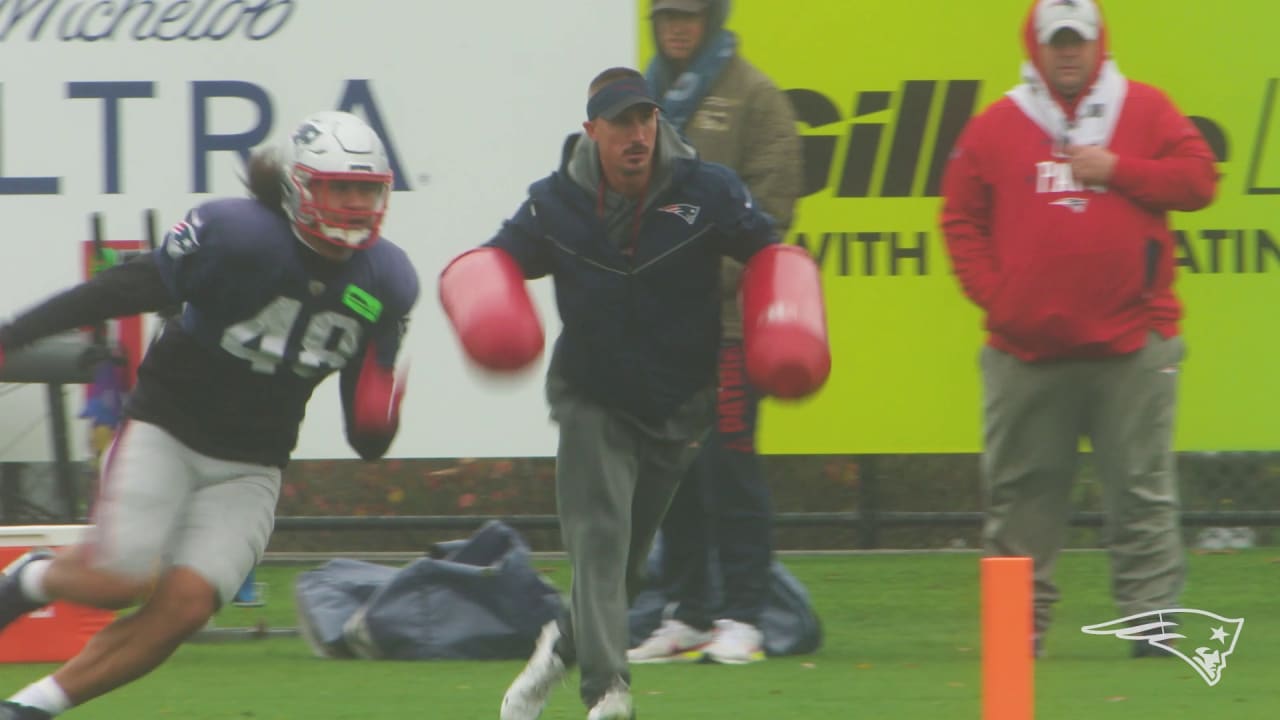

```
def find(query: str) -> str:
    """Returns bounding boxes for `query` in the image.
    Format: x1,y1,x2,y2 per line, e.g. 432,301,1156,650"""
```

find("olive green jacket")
680,54,803,340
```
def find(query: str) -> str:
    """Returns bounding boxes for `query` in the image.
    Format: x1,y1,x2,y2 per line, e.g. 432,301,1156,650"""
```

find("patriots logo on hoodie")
657,203,701,225
1082,609,1244,686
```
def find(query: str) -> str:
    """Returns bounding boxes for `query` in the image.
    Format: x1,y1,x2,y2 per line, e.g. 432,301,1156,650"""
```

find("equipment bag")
295,520,563,660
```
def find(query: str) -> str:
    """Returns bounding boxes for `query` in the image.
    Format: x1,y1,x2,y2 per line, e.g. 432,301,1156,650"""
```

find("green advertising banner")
641,0,1279,453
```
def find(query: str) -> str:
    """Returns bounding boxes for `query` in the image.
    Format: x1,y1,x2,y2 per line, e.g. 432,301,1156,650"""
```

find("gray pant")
980,333,1186,635
547,370,710,706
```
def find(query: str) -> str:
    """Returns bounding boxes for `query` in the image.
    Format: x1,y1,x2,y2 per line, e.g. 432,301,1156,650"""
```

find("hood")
562,115,698,200
649,0,731,73
1022,0,1109,115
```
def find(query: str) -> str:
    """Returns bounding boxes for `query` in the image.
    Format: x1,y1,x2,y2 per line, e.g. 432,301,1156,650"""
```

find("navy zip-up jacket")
486,133,777,423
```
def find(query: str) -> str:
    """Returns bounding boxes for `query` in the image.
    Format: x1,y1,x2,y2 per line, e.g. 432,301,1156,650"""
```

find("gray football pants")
88,420,280,605
548,383,708,706
980,333,1186,635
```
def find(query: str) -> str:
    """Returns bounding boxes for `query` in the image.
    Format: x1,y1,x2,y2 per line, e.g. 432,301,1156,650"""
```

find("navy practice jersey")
126,198,419,467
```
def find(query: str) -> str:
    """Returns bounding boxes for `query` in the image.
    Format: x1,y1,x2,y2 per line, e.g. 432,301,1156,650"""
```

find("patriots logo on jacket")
657,203,701,225
1081,608,1244,686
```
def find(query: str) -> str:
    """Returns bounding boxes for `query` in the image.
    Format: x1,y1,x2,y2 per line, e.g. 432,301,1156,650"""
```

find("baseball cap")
651,0,711,16
1035,0,1100,44
587,76,660,121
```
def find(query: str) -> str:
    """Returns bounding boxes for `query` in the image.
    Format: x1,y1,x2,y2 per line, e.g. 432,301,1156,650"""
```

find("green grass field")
0,550,1274,719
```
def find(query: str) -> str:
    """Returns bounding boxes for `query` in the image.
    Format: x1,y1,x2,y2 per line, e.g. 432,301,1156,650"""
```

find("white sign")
0,1,641,460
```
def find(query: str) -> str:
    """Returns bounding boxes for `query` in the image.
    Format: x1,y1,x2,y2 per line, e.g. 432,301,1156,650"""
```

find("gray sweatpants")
547,370,711,707
980,333,1186,635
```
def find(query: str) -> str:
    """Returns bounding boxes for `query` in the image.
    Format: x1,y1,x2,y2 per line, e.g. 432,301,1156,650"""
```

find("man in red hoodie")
940,0,1217,658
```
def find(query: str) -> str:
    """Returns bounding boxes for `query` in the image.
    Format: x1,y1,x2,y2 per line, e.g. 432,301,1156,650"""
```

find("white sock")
10,676,73,715
17,558,52,604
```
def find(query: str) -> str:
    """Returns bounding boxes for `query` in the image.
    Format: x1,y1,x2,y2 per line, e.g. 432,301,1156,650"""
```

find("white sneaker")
586,682,634,720
501,622,567,720
704,619,765,665
626,619,712,664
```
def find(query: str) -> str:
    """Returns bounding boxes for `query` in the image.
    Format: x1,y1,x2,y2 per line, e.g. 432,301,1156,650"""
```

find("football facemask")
289,169,391,249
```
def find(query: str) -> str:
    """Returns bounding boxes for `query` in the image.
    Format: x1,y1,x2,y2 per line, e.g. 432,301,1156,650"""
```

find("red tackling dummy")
353,344,406,436
740,244,831,399
439,247,544,371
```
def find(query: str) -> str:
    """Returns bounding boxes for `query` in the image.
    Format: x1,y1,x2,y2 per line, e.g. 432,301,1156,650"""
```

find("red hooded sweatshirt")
940,0,1217,362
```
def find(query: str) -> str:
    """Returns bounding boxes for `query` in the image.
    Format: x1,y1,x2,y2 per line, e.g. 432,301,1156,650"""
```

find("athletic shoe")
704,619,765,665
0,701,52,720
501,621,567,720
0,549,54,632
586,681,634,720
626,619,712,664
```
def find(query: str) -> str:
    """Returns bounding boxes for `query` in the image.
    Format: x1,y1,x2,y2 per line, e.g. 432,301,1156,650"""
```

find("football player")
0,111,419,720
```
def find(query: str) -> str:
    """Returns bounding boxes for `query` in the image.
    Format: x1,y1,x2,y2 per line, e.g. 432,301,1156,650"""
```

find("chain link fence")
759,452,1280,550
260,453,1279,553
3,453,1276,552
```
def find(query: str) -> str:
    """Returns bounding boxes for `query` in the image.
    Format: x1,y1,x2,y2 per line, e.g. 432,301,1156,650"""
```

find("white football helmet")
280,111,393,250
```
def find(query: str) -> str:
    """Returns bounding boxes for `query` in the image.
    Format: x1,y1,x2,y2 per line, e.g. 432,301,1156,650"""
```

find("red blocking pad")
0,527,114,663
